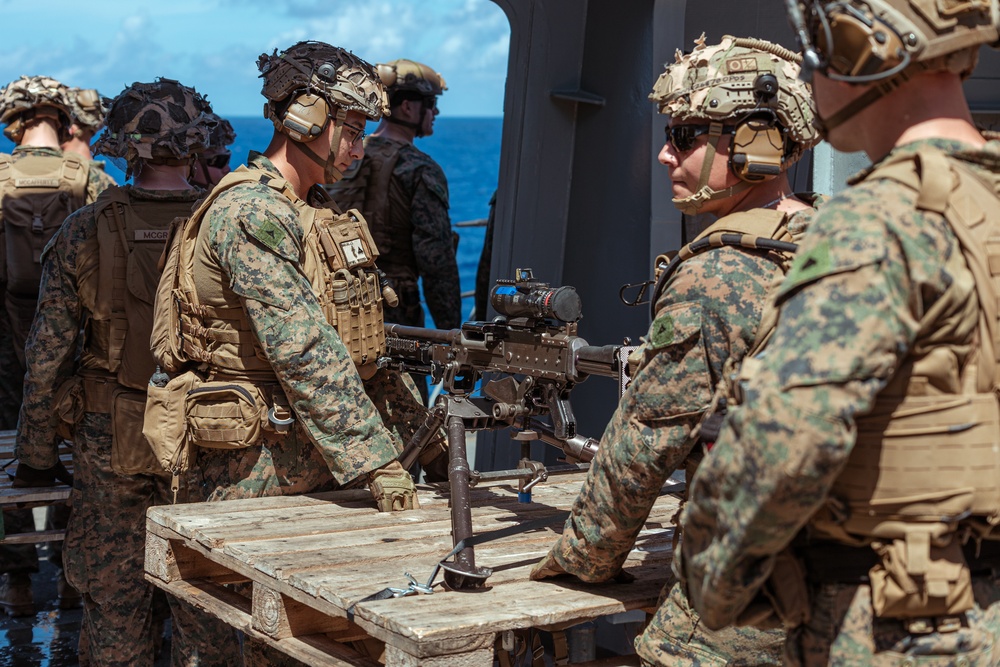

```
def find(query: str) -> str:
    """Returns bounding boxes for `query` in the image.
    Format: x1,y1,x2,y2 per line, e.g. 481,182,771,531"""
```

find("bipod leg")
442,404,491,589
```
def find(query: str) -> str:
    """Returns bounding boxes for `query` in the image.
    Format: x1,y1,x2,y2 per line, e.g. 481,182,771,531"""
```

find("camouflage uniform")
543,207,813,666
0,144,111,583
330,135,461,330
680,138,1000,665
180,152,426,502
15,186,240,665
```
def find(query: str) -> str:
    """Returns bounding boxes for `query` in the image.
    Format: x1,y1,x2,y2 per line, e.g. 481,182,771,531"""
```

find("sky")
0,0,511,118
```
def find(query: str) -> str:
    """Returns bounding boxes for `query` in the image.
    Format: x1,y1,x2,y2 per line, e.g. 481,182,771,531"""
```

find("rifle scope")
490,282,582,323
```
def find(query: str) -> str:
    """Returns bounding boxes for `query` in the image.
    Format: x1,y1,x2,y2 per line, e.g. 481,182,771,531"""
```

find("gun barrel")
384,323,462,345
575,344,620,379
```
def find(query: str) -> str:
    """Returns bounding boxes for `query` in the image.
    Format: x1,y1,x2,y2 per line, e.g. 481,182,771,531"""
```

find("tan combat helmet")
65,87,107,135
0,75,74,143
377,59,446,136
257,40,389,182
649,35,819,214
784,0,1000,131
93,78,213,179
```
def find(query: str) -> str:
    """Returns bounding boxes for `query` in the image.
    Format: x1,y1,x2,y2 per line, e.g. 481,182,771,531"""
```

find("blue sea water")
0,116,503,320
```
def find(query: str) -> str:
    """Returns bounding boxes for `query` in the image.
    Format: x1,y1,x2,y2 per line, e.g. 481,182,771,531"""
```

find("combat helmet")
377,59,446,136
65,87,107,135
0,75,74,143
93,78,213,179
785,0,1000,131
649,35,819,214
258,40,388,182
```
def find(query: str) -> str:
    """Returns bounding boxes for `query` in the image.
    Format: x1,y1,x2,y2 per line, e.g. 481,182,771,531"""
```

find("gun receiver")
377,269,627,590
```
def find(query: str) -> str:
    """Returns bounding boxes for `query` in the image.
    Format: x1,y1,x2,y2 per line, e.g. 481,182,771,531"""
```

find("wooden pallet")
0,429,73,544
146,474,679,666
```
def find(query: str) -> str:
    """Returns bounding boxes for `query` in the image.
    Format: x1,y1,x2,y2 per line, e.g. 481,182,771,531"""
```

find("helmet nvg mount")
784,0,1000,131
258,40,389,183
649,34,819,214
0,75,74,143
93,78,214,179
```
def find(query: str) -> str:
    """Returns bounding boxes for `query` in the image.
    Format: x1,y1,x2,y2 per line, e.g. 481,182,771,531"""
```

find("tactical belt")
801,539,1000,584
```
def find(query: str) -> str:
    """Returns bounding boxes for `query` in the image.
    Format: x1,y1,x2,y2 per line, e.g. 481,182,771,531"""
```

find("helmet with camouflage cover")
650,35,819,214
784,0,999,131
65,87,107,135
93,78,213,178
202,112,235,157
190,111,236,188
0,75,74,143
257,40,389,182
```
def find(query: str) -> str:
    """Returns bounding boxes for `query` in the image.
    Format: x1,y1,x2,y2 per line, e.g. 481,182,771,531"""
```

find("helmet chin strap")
816,71,909,137
292,107,348,184
671,121,752,214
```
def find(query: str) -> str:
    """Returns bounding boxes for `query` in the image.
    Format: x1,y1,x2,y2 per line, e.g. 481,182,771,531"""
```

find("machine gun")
378,268,632,590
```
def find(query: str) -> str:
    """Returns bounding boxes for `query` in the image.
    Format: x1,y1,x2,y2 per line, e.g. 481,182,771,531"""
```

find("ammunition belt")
801,539,1000,584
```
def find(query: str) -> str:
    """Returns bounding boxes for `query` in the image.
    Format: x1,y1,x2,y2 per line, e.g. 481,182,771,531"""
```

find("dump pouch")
869,533,974,619
142,370,201,473
184,380,265,450
111,388,161,476
52,376,84,441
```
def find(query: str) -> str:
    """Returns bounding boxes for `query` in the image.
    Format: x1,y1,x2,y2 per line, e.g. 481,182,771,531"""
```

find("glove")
368,460,419,512
13,460,73,488
529,552,569,581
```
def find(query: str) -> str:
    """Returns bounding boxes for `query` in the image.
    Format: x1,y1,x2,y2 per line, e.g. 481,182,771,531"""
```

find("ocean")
0,116,503,321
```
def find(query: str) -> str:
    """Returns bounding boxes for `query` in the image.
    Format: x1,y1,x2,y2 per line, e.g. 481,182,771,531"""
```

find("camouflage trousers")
785,579,1000,666
635,579,784,666
65,412,241,666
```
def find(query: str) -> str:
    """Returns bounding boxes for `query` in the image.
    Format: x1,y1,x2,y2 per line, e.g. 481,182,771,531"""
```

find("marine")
326,58,461,341
14,77,240,666
146,41,440,664
530,34,821,666
679,1,1000,665
0,75,113,617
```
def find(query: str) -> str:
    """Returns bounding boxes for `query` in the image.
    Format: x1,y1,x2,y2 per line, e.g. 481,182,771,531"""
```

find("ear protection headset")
727,73,788,183
272,91,331,143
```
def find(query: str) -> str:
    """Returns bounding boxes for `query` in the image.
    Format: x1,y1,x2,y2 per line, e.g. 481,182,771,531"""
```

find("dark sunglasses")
205,153,230,169
664,124,736,152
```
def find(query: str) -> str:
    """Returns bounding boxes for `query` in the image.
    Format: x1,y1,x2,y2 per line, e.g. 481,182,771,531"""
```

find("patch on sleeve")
421,170,449,206
253,217,287,251
648,301,702,350
776,228,887,301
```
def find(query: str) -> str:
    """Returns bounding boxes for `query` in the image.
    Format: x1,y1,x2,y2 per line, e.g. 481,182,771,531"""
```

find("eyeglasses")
664,124,735,152
205,153,230,169
342,121,366,147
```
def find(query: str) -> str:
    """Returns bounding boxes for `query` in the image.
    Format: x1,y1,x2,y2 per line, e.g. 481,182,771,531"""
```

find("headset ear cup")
729,118,785,183
280,93,330,143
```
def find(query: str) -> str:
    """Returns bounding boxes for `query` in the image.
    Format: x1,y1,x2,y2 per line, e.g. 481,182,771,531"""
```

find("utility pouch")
327,268,384,379
111,388,162,476
760,548,812,627
869,533,974,620
143,370,201,473
52,376,84,441
185,380,264,450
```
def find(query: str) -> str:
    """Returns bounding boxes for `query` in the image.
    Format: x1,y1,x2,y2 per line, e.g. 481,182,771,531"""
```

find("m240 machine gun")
377,268,632,590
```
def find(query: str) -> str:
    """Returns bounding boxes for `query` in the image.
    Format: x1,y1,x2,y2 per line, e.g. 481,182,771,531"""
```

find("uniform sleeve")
205,190,400,485
85,166,115,204
548,247,783,582
15,209,92,468
679,187,930,629
411,163,462,329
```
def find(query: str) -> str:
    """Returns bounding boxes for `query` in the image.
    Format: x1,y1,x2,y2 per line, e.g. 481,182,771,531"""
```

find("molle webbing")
815,148,1000,542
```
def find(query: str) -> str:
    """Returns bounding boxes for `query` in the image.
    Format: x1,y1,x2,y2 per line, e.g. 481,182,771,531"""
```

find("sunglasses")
664,124,736,152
